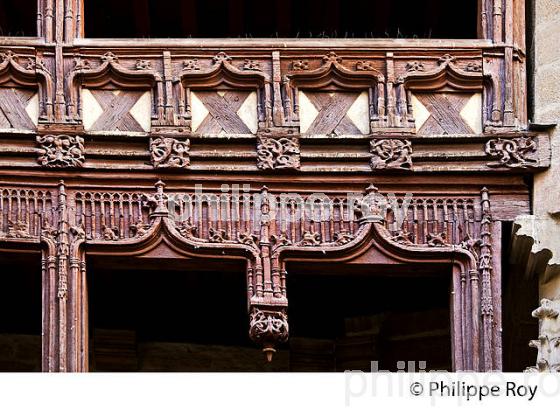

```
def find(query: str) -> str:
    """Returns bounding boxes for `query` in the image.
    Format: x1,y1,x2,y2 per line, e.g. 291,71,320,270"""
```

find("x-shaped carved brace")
416,93,474,134
0,88,36,130
90,90,145,132
195,91,251,134
304,92,362,135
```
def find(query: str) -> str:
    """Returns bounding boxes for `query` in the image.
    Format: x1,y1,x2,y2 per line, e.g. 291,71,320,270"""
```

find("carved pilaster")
40,181,88,372
479,187,494,371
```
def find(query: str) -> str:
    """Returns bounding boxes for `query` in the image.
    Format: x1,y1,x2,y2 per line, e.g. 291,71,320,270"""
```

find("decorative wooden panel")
299,91,370,135
81,89,151,132
412,92,482,135
0,88,38,130
74,191,149,240
385,197,480,246
190,90,258,134
0,188,55,238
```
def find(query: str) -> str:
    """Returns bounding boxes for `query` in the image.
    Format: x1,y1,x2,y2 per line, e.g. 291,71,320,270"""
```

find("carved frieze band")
0,47,548,174
0,47,519,132
0,182,486,247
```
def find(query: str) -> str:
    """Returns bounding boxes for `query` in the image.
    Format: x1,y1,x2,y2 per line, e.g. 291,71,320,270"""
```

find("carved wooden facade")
0,0,550,371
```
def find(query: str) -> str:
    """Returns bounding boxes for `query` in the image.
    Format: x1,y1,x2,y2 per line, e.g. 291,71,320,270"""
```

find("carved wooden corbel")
248,306,289,362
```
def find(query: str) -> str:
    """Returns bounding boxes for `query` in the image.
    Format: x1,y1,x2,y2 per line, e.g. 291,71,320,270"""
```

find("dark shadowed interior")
87,257,456,371
84,0,477,39
0,0,36,36
0,252,41,371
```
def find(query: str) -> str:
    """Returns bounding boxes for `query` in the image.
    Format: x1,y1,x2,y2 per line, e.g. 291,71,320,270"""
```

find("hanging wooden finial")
263,345,276,362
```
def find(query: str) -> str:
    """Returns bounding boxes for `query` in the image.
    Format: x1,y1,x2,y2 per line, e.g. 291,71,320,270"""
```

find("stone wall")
516,0,560,371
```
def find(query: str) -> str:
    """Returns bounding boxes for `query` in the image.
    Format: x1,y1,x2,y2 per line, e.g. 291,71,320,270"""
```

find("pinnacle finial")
365,184,378,194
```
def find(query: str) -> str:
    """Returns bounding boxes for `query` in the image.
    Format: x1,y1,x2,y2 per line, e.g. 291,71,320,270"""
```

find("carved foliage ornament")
370,139,413,170
249,307,289,361
7,219,31,238
213,52,232,65
391,230,414,245
177,220,197,238
242,59,261,71
427,231,447,247
135,60,152,70
485,137,537,168
406,61,425,72
183,59,201,71
256,136,300,170
36,135,85,168
355,60,377,71
0,50,18,63
130,220,151,238
291,60,309,71
333,230,354,245
150,137,191,169
323,51,342,64
101,52,118,64
298,231,321,246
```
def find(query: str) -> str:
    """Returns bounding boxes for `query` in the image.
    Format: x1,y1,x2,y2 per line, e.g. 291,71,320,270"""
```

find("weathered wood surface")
0,0,537,373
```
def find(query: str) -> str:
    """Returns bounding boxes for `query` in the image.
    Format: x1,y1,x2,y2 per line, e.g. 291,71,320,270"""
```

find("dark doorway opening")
84,0,477,39
0,251,42,371
87,257,281,371
286,263,453,371
502,221,539,371
0,0,37,37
